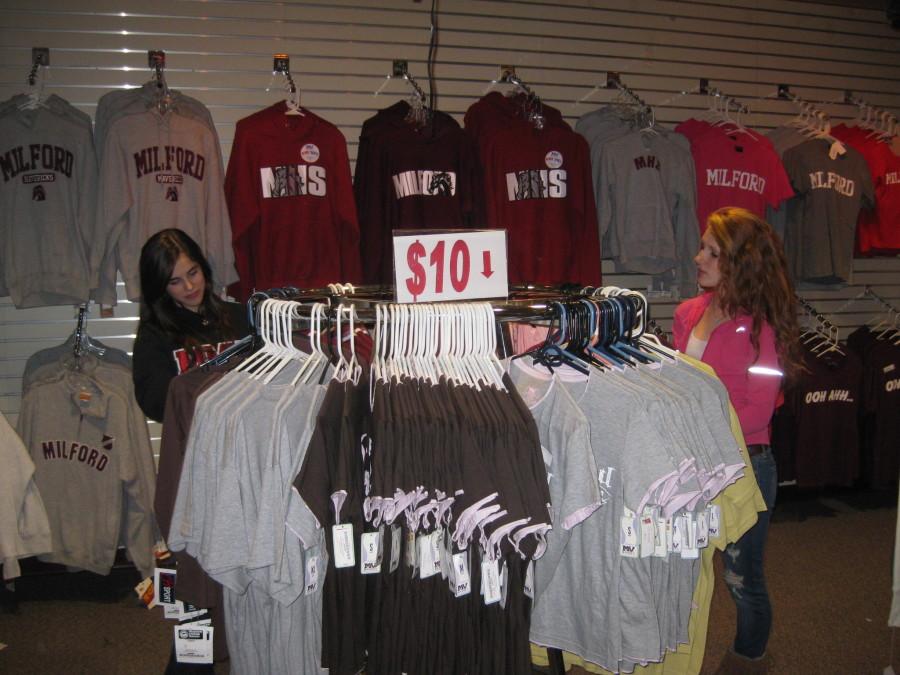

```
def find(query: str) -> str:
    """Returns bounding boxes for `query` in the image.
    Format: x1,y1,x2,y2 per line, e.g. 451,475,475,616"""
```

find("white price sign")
393,229,508,303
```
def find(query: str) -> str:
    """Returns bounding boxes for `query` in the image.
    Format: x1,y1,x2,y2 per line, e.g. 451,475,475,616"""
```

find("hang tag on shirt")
332,523,355,569
451,552,471,597
829,140,846,160
164,600,184,620
174,625,214,664
654,511,667,558
499,560,509,610
154,567,177,606
405,530,417,572
134,577,157,609
418,533,438,579
524,560,535,600
390,525,401,574
620,514,639,558
360,529,383,575
437,529,451,580
681,514,699,559
696,510,710,549
305,556,320,595
430,529,444,578
671,516,683,554
180,604,207,623
665,518,674,554
639,513,655,558
708,505,721,541
482,559,501,605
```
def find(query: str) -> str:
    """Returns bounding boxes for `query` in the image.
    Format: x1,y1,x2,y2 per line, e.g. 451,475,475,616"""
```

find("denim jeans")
722,447,777,659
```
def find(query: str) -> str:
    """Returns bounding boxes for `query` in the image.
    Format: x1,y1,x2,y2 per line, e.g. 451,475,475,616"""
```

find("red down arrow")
482,250,494,278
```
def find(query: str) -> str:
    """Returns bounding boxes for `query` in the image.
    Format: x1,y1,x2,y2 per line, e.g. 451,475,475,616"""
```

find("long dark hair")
138,228,230,346
706,207,803,383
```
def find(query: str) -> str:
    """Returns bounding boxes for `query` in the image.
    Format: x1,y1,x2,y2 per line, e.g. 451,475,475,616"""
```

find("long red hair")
706,207,803,382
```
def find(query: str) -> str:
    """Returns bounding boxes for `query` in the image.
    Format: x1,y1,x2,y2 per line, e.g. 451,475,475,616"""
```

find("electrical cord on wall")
427,0,439,114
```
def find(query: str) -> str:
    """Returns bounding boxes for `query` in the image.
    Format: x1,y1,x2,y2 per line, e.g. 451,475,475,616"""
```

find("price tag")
154,567,177,606
405,530,417,571
681,513,699,559
639,514,655,558
418,534,437,579
165,600,183,620
430,529,444,577
305,556,320,595
390,524,402,574
708,505,721,541
499,561,509,609
174,625,214,664
654,512,668,558
451,552,471,597
332,524,355,569
360,529,383,574
671,516,682,555
524,560,535,600
665,518,674,554
696,510,709,549
482,559,502,605
620,514,639,558
393,229,509,303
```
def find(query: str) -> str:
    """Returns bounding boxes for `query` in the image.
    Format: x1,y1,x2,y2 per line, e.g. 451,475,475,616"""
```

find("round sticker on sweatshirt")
545,151,563,169
301,144,320,163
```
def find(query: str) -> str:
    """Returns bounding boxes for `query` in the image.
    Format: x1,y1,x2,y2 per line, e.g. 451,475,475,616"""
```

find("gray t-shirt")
507,360,604,600
782,138,875,283
529,370,679,670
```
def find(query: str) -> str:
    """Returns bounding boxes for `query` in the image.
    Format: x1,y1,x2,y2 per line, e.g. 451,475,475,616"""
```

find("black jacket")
132,302,250,423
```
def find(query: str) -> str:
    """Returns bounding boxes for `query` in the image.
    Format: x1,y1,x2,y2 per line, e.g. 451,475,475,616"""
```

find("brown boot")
712,649,771,675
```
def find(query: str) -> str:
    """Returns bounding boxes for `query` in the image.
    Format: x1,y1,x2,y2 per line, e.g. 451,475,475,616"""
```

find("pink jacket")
672,292,783,445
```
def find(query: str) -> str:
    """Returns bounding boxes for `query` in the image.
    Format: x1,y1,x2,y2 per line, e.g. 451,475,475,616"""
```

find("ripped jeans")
722,447,777,659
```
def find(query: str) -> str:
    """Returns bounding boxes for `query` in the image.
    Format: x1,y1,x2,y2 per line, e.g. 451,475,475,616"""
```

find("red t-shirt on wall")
676,120,794,231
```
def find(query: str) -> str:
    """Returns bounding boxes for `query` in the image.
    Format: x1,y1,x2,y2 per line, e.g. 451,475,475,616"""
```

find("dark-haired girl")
132,228,249,423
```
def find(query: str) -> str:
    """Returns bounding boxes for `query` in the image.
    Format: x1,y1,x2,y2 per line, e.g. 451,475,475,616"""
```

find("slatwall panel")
1,0,898,451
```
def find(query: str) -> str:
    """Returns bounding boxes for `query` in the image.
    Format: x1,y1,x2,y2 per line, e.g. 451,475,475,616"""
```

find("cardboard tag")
174,625,214,664
405,530,417,571
665,518,674,554
418,534,437,579
305,556,320,595
332,523,355,568
654,513,668,558
829,140,846,160
164,600,183,620
671,516,682,554
639,514,655,558
430,529,443,577
708,505,721,541
134,577,157,609
620,515,639,558
696,510,709,549
437,529,451,580
524,560,535,600
180,604,207,622
499,560,509,609
681,514,699,559
154,567,177,606
360,529,383,575
482,559,501,605
390,524,402,574
451,552,471,597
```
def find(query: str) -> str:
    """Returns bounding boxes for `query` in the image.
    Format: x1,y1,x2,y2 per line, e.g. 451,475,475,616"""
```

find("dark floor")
1,487,897,674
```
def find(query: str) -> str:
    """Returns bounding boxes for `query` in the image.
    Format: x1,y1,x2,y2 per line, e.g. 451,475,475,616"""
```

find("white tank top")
685,331,709,360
